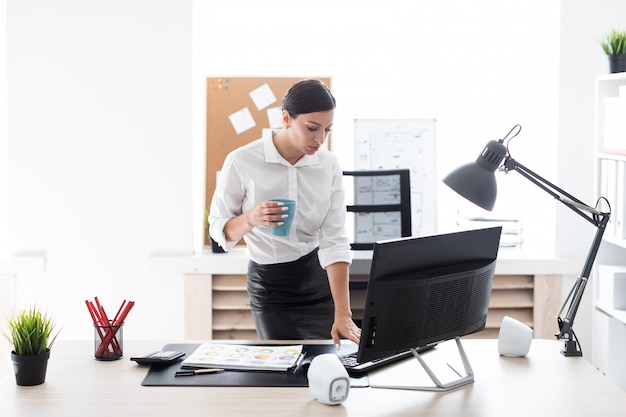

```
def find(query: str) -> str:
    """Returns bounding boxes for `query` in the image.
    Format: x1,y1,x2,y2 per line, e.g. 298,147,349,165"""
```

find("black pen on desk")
175,368,225,377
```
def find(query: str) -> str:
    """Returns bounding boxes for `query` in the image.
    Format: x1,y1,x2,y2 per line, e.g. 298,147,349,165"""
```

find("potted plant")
3,305,61,386
601,29,626,73
205,210,225,253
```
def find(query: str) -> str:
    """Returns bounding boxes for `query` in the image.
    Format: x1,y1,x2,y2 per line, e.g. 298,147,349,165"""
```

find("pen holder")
94,322,124,360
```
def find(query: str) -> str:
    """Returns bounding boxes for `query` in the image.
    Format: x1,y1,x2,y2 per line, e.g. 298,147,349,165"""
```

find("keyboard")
337,345,436,374
337,350,414,374
337,351,360,367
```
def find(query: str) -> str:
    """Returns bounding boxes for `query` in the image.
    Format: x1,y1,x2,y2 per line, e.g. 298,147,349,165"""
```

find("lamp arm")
502,156,611,357
556,225,607,356
503,157,603,227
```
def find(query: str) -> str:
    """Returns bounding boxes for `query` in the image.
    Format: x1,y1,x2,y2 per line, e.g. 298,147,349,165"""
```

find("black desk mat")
140,343,369,387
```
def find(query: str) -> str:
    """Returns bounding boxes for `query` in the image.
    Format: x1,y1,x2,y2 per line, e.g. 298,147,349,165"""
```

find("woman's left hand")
331,316,361,348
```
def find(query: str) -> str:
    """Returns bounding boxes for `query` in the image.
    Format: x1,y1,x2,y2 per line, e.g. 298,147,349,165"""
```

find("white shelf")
0,256,46,274
596,301,626,326
602,235,626,250
148,249,583,276
593,74,626,392
596,72,626,82
598,152,626,162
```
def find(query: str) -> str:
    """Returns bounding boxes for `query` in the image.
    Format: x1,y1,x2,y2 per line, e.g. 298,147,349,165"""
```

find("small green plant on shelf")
3,305,60,356
601,29,626,55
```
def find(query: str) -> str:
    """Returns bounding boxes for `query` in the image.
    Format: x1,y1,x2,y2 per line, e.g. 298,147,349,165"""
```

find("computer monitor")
359,226,502,391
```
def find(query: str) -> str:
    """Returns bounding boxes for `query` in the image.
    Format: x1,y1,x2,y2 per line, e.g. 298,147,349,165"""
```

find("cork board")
204,77,332,245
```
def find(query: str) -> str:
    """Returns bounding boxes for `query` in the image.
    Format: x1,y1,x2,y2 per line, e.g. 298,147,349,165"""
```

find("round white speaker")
498,315,533,357
307,354,350,405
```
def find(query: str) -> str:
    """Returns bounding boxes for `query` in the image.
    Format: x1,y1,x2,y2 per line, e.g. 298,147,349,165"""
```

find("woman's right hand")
246,201,289,228
224,201,289,242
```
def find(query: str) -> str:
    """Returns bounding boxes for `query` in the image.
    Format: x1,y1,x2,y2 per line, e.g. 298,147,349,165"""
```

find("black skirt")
247,248,334,340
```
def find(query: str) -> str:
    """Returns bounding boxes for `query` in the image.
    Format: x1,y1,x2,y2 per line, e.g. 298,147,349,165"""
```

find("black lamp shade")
443,163,498,211
443,139,507,211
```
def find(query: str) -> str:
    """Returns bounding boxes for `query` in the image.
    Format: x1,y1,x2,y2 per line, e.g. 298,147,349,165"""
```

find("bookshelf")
592,73,626,391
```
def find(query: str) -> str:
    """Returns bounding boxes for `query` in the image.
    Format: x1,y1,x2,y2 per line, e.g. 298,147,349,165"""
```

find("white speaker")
498,315,533,357
307,354,350,405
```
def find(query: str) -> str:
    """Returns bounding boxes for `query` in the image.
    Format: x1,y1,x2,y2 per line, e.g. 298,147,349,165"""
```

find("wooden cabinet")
185,270,561,341
211,275,256,340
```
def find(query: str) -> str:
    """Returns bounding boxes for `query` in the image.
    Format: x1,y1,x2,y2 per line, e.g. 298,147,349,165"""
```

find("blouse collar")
262,128,320,167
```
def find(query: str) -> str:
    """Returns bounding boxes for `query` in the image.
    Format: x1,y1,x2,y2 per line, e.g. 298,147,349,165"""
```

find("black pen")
175,368,225,377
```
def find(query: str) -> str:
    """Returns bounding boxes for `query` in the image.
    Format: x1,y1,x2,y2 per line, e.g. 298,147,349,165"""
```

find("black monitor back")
358,226,502,363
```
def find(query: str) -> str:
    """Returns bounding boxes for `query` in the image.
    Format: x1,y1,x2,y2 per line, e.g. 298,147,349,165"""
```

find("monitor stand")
370,337,475,392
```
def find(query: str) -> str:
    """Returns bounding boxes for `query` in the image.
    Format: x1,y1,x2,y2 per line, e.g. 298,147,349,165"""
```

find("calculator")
130,350,186,366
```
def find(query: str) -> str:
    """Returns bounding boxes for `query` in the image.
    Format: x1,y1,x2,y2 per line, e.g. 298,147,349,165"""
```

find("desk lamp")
443,124,611,357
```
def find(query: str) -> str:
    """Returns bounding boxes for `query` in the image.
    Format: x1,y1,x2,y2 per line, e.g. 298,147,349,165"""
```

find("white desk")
1,339,625,417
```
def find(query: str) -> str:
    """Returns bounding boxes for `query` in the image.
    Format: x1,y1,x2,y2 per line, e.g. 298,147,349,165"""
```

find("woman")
209,79,361,348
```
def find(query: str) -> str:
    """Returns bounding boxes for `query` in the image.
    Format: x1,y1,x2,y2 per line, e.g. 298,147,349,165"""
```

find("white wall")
192,0,561,254
4,0,193,340
1,0,622,343
557,0,626,256
0,0,7,258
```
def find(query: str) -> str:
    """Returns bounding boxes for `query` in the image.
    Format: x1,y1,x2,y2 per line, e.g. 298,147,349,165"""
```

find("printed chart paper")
182,343,304,371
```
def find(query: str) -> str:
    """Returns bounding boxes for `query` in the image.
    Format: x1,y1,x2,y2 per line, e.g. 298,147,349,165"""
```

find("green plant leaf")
2,305,61,355
601,29,626,55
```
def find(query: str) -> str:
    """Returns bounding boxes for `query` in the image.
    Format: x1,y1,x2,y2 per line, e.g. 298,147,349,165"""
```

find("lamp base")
561,339,582,357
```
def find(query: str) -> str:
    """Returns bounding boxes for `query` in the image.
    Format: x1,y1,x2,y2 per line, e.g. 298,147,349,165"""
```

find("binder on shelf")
616,161,626,240
603,97,626,155
597,265,626,310
600,158,618,239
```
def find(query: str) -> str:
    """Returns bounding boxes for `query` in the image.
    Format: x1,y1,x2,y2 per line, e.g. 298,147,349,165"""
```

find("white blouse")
209,129,351,269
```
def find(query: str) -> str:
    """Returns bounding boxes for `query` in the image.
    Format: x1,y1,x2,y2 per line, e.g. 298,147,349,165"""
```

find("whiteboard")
354,118,437,237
